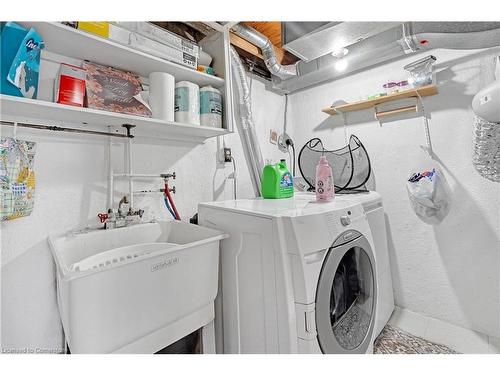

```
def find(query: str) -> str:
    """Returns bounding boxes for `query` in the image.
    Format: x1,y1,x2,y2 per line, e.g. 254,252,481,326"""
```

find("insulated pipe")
230,46,265,197
231,23,297,80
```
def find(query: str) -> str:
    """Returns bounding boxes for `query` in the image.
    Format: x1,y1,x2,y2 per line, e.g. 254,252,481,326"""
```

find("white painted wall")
289,48,500,338
0,69,288,352
3,38,499,353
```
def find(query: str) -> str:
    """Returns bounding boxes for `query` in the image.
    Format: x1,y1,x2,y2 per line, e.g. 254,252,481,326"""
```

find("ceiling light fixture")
331,47,349,59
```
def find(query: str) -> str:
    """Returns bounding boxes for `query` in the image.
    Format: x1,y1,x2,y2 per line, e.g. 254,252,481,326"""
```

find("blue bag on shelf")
0,22,44,99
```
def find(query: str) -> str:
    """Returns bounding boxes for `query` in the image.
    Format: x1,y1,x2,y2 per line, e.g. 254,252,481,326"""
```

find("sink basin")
49,220,227,353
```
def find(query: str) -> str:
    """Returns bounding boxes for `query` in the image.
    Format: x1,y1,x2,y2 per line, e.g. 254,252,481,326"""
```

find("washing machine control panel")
340,214,351,226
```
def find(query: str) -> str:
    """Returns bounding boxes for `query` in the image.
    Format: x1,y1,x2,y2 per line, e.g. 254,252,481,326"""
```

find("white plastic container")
49,221,227,353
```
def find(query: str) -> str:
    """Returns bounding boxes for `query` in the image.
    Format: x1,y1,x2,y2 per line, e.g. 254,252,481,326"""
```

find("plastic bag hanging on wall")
0,138,37,221
406,93,452,225
406,151,452,225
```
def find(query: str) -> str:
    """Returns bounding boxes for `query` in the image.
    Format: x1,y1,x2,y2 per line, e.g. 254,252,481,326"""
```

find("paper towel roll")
175,81,200,125
148,72,175,122
200,85,222,128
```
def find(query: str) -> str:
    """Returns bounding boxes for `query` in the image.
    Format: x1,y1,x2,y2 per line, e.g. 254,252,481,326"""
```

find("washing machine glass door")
315,233,376,354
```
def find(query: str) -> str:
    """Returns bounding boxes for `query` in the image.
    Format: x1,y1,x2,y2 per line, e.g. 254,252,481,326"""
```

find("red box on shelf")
55,63,86,107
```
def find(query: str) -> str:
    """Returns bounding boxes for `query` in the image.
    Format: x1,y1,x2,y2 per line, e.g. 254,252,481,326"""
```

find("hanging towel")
0,137,37,221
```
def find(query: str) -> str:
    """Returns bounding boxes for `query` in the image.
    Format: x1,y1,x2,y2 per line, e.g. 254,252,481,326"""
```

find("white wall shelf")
22,22,225,89
1,95,229,142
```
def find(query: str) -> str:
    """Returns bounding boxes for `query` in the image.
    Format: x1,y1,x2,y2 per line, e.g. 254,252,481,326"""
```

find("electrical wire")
283,93,288,134
289,143,296,177
248,60,255,98
231,156,237,200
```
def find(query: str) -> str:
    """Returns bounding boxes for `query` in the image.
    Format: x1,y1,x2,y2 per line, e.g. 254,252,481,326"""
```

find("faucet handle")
98,213,108,223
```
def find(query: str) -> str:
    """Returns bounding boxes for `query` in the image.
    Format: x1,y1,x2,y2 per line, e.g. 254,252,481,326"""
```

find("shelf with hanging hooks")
321,84,438,116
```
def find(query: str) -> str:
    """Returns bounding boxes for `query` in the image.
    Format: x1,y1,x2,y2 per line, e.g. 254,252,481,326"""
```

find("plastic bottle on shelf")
315,156,334,202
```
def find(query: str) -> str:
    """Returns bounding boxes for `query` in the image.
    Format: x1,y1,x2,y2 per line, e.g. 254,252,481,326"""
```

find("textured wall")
0,70,287,352
3,42,499,352
288,48,500,338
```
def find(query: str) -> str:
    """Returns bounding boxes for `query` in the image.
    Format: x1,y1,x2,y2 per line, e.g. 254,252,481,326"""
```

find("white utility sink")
49,220,227,353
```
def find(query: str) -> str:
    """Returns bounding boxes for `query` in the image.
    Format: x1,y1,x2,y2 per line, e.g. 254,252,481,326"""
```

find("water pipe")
164,179,181,220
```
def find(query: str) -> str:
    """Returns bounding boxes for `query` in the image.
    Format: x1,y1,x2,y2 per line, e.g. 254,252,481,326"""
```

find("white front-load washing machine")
321,191,394,338
199,194,378,354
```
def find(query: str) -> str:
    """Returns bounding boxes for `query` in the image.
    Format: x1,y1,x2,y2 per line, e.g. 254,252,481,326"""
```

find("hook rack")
0,120,133,139
374,104,418,120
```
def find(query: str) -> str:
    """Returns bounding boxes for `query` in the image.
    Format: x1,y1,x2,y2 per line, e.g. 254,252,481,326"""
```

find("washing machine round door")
315,231,376,354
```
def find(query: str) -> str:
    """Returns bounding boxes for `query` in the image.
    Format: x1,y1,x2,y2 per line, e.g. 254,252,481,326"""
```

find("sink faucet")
98,196,145,229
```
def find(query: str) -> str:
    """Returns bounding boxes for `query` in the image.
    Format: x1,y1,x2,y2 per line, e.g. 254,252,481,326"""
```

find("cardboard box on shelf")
75,22,110,38
1,22,43,99
83,61,152,118
55,63,86,107
62,22,198,70
108,24,198,70
116,22,200,58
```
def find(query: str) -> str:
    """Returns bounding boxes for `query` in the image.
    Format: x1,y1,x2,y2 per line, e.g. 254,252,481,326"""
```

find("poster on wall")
0,138,37,221
83,61,152,117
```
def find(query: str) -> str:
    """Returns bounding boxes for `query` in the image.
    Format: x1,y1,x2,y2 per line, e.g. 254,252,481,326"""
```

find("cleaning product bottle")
315,156,334,202
262,159,294,199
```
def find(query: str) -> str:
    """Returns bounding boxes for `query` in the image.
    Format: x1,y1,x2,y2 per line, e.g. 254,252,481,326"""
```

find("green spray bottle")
261,159,294,199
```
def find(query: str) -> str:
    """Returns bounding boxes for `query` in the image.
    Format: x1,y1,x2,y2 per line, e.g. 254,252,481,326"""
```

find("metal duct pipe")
231,23,297,80
276,22,500,93
230,46,265,197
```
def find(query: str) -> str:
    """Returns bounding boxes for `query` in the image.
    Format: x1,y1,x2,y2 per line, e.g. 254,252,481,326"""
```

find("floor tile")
488,336,500,354
375,325,458,354
388,306,429,338
424,317,489,354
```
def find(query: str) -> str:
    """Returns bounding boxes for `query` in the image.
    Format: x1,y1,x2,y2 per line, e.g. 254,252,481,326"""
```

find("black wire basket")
298,135,372,194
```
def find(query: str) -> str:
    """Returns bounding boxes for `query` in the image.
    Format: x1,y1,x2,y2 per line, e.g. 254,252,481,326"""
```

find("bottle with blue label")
261,159,294,199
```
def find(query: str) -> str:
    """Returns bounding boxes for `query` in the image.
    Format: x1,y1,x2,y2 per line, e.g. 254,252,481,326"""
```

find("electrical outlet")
269,130,278,145
277,132,292,153
224,148,232,162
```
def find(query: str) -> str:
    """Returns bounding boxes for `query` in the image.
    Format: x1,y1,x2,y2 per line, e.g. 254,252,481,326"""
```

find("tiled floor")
388,307,500,354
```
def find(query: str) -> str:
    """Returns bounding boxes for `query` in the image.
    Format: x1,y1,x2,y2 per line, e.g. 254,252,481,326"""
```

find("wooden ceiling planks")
230,22,298,65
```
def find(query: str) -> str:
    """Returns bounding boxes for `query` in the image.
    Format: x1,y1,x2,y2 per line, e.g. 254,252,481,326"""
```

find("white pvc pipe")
126,137,134,210
113,173,166,179
107,127,114,211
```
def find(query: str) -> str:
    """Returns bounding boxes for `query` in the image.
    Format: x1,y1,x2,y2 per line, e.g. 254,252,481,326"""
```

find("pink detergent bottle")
315,156,334,202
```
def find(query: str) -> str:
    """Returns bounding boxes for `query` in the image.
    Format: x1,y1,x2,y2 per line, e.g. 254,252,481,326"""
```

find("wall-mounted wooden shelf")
321,84,438,116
